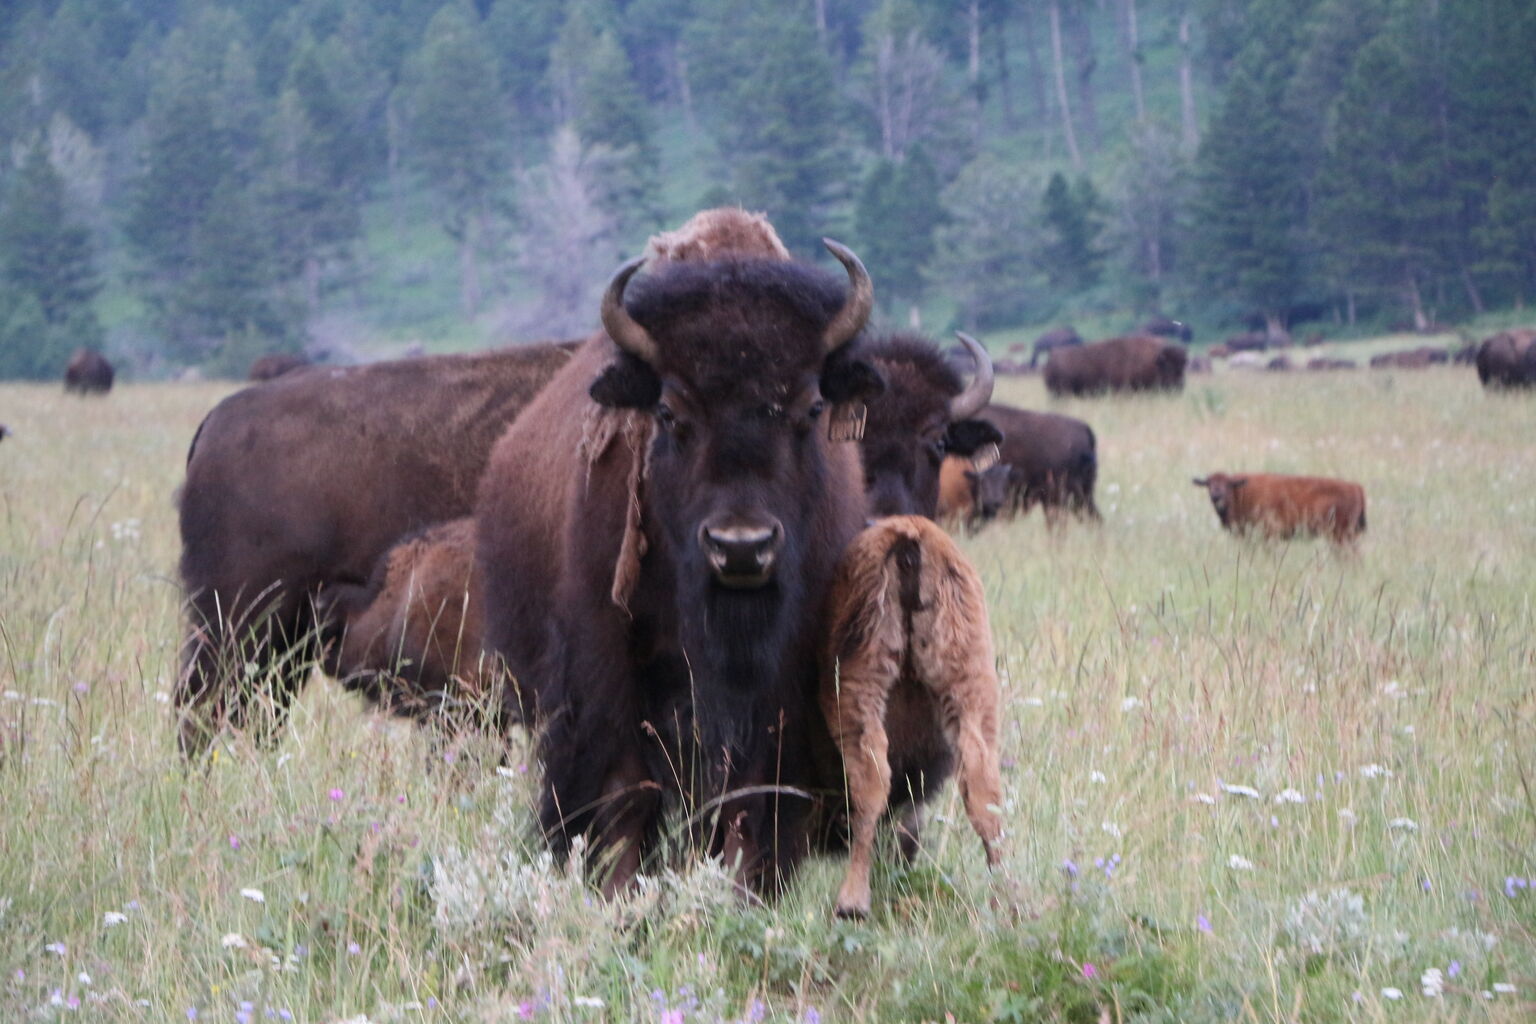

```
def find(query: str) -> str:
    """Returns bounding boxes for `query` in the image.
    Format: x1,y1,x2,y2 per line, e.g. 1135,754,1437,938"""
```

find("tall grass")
0,368,1532,1022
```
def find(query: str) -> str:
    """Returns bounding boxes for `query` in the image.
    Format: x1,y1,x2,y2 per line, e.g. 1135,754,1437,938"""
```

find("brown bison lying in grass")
1192,472,1366,545
820,515,1005,919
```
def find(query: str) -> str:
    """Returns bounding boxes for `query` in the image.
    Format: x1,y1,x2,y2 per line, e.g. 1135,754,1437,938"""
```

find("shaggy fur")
1476,329,1536,388
643,207,791,264
1043,334,1186,396
1193,472,1367,545
1030,326,1082,368
976,403,1099,524
820,515,1004,918
63,348,114,394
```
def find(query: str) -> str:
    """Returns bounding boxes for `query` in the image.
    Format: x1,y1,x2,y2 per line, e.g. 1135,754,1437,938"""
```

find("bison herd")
137,207,1530,914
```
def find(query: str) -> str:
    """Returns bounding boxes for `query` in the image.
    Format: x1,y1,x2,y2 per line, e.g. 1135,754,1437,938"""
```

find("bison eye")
656,403,677,430
807,399,826,419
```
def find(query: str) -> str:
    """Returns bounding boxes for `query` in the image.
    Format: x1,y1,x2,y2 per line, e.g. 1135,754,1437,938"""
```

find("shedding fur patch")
577,405,657,613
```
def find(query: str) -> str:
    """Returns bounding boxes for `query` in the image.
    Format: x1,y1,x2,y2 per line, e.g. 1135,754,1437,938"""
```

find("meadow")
0,365,1532,1022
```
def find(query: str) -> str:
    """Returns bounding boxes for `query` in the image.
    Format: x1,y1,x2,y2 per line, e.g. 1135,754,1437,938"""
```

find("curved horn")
949,332,995,421
601,256,659,365
821,238,874,353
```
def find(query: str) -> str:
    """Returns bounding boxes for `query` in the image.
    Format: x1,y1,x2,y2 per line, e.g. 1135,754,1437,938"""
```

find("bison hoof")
834,902,870,920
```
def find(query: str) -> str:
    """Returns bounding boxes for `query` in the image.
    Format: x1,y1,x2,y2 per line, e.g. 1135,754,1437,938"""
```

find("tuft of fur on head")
643,207,791,264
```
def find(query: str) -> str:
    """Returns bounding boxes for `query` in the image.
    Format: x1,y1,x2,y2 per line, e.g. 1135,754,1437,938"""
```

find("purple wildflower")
1062,859,1079,878
328,788,345,802
1082,963,1098,980
1197,914,1212,933
802,1009,820,1024
229,835,240,851
1449,961,1461,978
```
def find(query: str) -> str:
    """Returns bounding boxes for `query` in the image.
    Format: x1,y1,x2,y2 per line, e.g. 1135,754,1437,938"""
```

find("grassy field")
1,366,1533,1023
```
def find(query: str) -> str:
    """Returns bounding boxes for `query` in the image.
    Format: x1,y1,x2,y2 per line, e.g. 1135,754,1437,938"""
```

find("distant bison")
1192,472,1366,545
63,348,114,394
318,518,493,732
1266,355,1294,372
820,515,1004,919
1476,329,1536,389
1223,332,1269,353
1030,326,1083,368
1140,315,1193,343
977,403,1099,524
1044,335,1186,397
1371,346,1448,370
248,353,312,381
1306,357,1357,371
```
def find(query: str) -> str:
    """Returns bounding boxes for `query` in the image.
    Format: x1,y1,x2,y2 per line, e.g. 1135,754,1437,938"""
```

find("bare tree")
1017,3,1049,123
966,1,983,145
861,22,949,160
1121,0,1146,124
1179,8,1199,151
1048,1,1083,168
1106,121,1191,288
1067,1,1100,150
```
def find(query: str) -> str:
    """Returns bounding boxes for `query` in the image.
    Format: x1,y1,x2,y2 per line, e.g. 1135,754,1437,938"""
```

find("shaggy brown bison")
1030,326,1082,368
317,518,493,732
1043,334,1186,397
1370,346,1448,369
820,515,1004,919
976,403,1099,524
175,341,575,756
1476,329,1536,388
248,352,312,381
475,242,886,895
63,348,114,394
856,332,1000,519
1192,472,1366,545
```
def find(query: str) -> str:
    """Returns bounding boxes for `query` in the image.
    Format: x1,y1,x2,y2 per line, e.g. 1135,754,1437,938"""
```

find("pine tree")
854,149,943,315
929,153,1042,329
1038,171,1105,293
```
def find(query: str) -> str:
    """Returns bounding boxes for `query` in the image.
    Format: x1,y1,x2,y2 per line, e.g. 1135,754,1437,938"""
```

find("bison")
937,457,1011,527
974,403,1099,524
316,518,494,733
475,242,886,895
819,515,1004,919
1476,329,1536,388
63,348,114,394
175,341,576,756
248,352,312,381
1306,357,1357,371
1140,315,1193,343
1030,326,1083,368
856,331,1000,519
1043,334,1186,397
1192,472,1366,545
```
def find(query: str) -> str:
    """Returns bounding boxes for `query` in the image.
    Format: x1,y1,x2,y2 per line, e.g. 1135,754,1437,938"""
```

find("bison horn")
601,256,660,365
949,332,995,421
821,239,874,353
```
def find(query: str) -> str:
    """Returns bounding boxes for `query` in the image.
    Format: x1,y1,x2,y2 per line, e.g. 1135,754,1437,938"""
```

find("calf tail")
892,534,924,617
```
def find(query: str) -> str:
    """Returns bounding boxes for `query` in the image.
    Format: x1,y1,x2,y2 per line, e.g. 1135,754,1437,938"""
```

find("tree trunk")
673,45,696,130
1179,11,1198,151
1048,2,1082,169
876,32,895,159
304,254,321,313
1264,311,1286,340
907,302,922,331
1459,264,1485,315
1068,2,1099,151
967,1,983,146
1018,4,1048,123
460,210,482,319
1346,290,1356,327
1405,275,1428,332
1123,0,1146,124
994,8,1015,130
814,0,827,45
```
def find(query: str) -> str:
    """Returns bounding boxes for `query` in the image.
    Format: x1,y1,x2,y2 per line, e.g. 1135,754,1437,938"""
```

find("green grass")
1,369,1533,1022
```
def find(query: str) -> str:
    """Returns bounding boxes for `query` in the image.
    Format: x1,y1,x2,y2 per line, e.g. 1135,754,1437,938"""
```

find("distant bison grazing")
1306,357,1357,371
820,515,1004,919
1044,335,1186,397
1030,326,1083,368
1371,346,1448,370
248,352,312,381
1140,315,1193,343
978,403,1099,523
476,241,885,894
63,348,114,394
318,518,493,732
1476,329,1536,389
176,341,576,756
857,331,1000,519
1192,472,1366,545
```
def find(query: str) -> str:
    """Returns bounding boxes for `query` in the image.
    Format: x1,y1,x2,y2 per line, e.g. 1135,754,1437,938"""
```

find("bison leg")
823,661,893,920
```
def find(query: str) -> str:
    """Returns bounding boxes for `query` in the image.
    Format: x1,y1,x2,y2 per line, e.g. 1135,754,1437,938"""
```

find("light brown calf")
820,515,1004,918
320,517,495,729
1192,472,1367,544
936,455,974,523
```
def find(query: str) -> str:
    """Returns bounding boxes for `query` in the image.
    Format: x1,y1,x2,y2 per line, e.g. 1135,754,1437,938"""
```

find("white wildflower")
44,942,66,956
1274,788,1306,804
1283,888,1367,957
1089,770,1107,784
240,888,266,903
1492,983,1516,995
1193,793,1217,805
1381,680,1404,699
76,972,91,985
1388,817,1418,832
574,996,605,1009
1220,782,1261,799
1360,763,1393,780
1120,697,1141,711
102,912,128,927
1420,968,1444,998
153,691,171,704
1101,821,1122,838
1022,697,1044,707
1381,987,1403,1000
220,933,248,949
1338,808,1357,822
1228,854,1255,871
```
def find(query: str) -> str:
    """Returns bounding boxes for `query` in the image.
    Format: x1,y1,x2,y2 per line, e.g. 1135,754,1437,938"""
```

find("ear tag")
828,402,867,442
970,442,1001,471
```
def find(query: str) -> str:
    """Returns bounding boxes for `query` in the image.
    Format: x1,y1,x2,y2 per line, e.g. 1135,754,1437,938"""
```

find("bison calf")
820,515,1004,918
318,518,495,731
1192,472,1366,545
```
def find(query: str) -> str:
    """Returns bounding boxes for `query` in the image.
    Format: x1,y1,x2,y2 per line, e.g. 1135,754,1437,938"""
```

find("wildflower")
1448,961,1461,978
574,996,605,1009
1492,983,1517,995
1081,962,1097,980
803,1010,820,1024
229,834,242,851
44,942,66,956
103,912,128,927
329,788,345,802
1388,817,1418,832
220,933,248,949
1089,770,1106,784
1228,854,1255,871
1061,859,1079,878
1197,914,1212,933
77,972,91,985
1121,697,1140,711
347,941,361,955
1421,968,1444,997
187,1009,198,1020
1381,987,1403,1000
1338,808,1356,822
1101,821,1122,838
240,888,265,903
514,1002,534,1019
662,1012,684,1024
1219,782,1261,799
1360,764,1392,780
1192,793,1216,805
1274,789,1305,804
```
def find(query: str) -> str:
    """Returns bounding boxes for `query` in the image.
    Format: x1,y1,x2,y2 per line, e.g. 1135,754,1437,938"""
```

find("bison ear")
944,419,1004,457
589,354,662,408
819,347,885,404
1191,477,1209,487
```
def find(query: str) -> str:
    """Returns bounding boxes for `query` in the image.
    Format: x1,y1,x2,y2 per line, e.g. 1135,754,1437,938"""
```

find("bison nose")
699,518,784,587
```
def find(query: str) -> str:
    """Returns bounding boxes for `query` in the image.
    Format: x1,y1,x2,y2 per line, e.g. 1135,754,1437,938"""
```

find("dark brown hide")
176,341,575,755
1476,329,1536,388
319,518,494,731
1030,326,1082,368
977,403,1099,523
1140,315,1193,342
1043,334,1187,397
63,348,114,394
248,353,312,381
1306,357,1357,371
1193,472,1366,545
476,255,880,896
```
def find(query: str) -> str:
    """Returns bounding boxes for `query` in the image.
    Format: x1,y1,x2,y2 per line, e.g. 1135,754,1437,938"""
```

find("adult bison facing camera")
63,348,114,394
175,342,575,757
476,242,885,896
1043,334,1186,397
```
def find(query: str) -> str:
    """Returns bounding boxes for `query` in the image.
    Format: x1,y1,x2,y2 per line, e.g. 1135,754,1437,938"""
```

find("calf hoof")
834,901,870,921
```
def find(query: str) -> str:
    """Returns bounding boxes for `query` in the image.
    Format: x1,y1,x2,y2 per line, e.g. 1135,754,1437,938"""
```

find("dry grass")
0,368,1532,1022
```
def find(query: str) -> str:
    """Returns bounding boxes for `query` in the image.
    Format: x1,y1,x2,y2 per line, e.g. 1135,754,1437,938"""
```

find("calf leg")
940,688,1004,867
823,661,892,919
